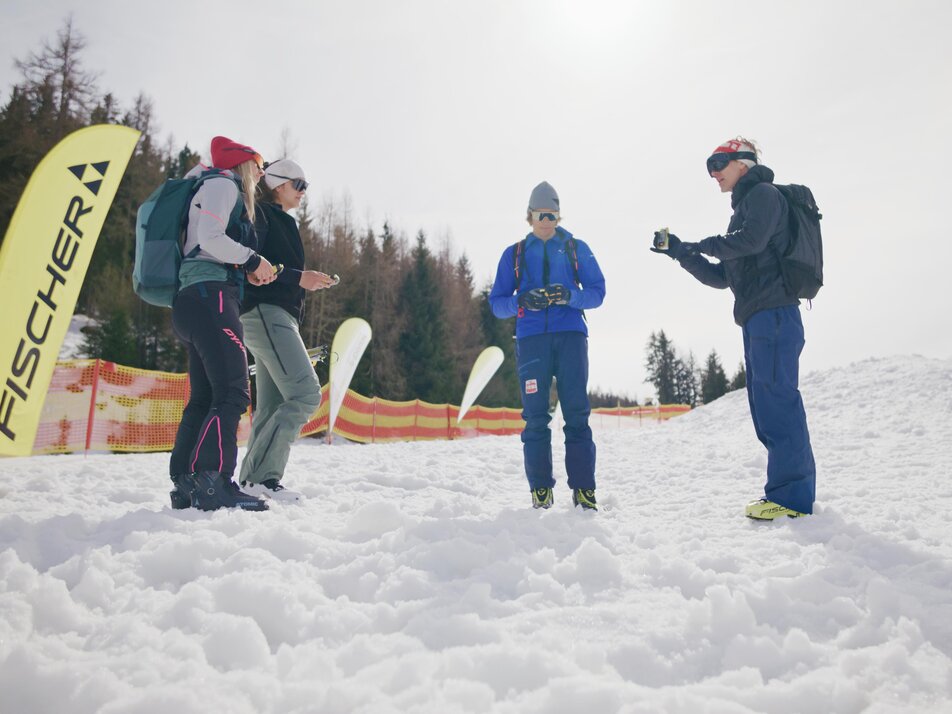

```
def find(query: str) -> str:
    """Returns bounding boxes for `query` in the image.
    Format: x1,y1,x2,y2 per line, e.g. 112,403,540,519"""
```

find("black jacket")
679,165,798,326
241,202,307,321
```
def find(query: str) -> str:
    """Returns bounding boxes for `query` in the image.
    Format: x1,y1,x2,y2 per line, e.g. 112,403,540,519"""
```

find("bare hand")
248,256,277,285
299,270,338,291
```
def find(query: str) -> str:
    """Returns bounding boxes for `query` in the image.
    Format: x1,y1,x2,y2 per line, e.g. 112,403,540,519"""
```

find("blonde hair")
734,136,762,162
231,160,260,223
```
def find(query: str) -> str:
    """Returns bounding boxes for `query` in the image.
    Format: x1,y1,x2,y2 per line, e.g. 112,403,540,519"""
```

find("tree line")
644,330,746,407
1,19,744,409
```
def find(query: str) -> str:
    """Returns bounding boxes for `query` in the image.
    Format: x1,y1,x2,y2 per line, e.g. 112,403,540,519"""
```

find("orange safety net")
32,359,251,454
29,360,689,454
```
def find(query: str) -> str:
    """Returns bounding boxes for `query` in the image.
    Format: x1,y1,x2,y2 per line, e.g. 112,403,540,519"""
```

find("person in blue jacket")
651,137,816,520
489,181,606,511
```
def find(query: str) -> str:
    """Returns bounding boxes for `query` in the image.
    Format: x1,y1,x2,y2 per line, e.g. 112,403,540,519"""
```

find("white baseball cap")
264,159,307,190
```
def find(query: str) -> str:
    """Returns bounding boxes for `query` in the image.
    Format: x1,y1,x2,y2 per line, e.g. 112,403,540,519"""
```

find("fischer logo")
525,378,538,394
68,161,111,196
0,163,107,444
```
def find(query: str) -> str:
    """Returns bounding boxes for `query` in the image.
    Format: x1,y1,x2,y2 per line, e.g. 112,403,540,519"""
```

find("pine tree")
476,285,518,407
369,222,409,399
674,351,700,407
80,308,138,365
645,330,679,404
700,349,730,404
398,231,451,402
0,18,95,243
730,361,747,391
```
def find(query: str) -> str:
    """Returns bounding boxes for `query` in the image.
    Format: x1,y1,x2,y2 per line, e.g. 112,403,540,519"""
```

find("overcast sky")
2,0,950,402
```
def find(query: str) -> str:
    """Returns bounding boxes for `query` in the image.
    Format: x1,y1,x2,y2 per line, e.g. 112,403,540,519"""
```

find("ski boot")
169,473,198,510
532,487,554,509
745,498,806,520
191,471,268,512
572,488,598,511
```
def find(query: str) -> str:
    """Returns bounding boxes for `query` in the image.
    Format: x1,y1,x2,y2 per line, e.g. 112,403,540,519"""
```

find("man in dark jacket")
489,181,606,511
652,137,816,520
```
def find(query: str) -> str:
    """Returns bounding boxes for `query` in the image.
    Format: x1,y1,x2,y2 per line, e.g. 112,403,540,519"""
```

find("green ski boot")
573,488,597,511
532,487,554,509
746,498,806,520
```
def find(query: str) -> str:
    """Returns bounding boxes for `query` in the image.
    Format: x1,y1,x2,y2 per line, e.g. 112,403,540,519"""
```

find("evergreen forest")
1,19,743,409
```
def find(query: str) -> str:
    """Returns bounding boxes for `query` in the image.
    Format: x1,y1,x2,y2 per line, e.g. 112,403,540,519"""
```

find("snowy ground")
1,355,951,713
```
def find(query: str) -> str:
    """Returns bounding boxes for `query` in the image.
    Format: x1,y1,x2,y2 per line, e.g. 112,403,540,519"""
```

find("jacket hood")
731,164,775,208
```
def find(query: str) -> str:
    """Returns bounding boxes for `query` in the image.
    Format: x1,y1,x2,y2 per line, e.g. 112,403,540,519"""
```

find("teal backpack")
132,169,238,307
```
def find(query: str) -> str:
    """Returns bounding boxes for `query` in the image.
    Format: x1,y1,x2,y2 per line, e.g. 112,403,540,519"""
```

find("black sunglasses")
706,151,757,175
269,173,309,192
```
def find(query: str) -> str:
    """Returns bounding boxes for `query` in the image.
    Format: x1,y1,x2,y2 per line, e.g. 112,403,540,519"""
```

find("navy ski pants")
743,305,816,514
170,282,250,479
516,331,596,491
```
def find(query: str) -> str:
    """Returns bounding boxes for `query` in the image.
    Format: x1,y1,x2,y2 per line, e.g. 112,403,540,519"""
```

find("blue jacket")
489,226,606,339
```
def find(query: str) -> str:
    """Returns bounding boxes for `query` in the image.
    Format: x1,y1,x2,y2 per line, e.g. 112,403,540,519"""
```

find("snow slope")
1,356,950,713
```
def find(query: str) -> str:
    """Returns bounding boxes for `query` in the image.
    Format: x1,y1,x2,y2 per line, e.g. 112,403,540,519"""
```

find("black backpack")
773,184,823,300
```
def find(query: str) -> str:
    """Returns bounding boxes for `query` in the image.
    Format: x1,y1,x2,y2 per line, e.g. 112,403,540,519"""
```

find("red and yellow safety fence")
26,359,689,455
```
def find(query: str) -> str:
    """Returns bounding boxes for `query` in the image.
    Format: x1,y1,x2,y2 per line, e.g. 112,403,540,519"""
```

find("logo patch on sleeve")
525,378,538,394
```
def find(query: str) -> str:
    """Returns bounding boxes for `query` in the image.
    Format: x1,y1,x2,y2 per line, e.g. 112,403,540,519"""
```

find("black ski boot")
191,471,269,512
170,473,198,509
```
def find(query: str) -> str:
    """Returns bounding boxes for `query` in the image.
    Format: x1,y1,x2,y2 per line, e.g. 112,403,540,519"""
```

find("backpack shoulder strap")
512,238,527,287
565,236,581,287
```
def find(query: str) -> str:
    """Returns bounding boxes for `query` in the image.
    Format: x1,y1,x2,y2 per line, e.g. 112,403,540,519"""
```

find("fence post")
84,359,102,455
372,396,377,444
413,399,419,441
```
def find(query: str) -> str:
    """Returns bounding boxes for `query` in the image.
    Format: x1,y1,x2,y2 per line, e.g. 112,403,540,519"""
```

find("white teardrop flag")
328,317,372,435
457,346,504,423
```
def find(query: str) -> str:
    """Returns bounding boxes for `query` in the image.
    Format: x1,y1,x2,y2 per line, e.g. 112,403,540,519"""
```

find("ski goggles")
232,146,264,169
268,174,309,192
706,151,757,175
530,211,560,222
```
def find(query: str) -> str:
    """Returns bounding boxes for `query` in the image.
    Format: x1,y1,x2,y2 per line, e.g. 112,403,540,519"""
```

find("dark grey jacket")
678,165,799,326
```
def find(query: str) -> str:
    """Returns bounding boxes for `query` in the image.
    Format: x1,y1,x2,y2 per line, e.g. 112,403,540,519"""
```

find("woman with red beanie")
168,136,277,512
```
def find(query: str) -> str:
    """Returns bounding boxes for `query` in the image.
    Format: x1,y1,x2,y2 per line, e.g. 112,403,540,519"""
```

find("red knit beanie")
710,138,759,168
210,136,262,170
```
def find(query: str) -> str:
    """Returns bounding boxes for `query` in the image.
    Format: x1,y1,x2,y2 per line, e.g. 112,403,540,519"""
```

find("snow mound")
1,355,951,713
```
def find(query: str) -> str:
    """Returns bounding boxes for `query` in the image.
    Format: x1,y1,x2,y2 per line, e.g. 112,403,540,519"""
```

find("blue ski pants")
743,305,816,514
516,331,596,491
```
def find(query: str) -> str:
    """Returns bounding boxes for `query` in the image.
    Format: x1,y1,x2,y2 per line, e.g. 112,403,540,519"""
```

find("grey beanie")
528,181,560,211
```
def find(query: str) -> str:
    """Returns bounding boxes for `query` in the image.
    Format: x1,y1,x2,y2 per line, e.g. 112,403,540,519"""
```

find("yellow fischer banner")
0,124,140,456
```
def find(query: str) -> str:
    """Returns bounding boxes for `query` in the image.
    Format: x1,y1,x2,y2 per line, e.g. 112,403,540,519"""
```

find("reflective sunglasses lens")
293,179,309,192
534,211,558,222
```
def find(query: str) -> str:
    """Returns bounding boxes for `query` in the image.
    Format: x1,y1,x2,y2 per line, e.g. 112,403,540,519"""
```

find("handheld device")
654,227,670,251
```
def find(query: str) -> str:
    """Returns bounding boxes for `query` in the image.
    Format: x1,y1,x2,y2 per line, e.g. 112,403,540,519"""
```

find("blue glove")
518,288,549,311
544,284,571,305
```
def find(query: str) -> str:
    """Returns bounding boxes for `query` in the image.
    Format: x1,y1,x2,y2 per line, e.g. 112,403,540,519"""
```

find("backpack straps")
512,236,581,288
512,238,527,289
565,236,581,287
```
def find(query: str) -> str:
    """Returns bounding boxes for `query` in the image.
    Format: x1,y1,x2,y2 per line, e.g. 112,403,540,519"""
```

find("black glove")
650,232,700,260
518,288,550,311
544,283,571,305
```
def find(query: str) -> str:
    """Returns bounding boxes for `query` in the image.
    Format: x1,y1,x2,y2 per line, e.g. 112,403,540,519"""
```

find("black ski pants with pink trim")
170,281,250,479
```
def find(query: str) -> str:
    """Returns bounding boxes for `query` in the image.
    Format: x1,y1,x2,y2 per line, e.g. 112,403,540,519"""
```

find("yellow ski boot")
745,498,806,520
